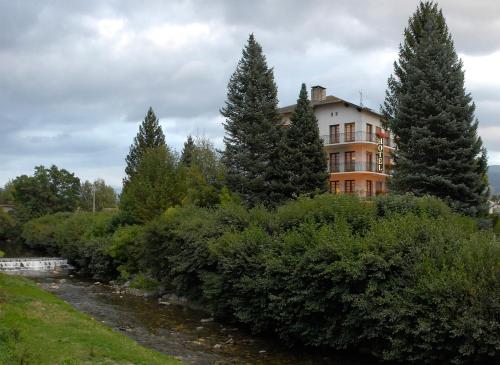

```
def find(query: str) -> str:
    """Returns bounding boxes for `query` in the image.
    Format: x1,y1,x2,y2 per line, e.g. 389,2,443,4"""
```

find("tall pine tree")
282,83,328,198
124,107,166,184
382,1,489,216
221,34,286,206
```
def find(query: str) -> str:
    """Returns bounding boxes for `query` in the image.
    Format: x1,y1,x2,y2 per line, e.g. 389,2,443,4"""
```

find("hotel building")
278,85,393,197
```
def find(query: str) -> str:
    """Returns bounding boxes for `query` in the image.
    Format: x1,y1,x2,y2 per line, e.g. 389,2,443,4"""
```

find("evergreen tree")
382,1,489,216
180,135,196,167
221,34,286,206
124,107,166,184
120,146,180,222
282,83,328,197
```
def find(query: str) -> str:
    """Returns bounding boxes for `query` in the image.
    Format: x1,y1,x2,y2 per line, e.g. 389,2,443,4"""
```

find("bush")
18,194,500,363
22,211,118,280
140,194,498,363
0,210,18,242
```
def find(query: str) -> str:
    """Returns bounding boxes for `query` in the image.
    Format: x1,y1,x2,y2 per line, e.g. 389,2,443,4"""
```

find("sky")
1,0,499,187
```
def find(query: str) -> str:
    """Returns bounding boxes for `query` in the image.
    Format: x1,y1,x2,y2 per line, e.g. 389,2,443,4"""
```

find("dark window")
367,123,373,142
366,152,373,171
345,180,355,194
330,153,340,172
330,180,340,194
345,151,355,172
329,124,340,143
376,181,384,195
366,180,373,197
345,123,355,142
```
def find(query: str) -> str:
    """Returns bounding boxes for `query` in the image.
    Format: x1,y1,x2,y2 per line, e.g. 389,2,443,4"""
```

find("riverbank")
0,273,181,365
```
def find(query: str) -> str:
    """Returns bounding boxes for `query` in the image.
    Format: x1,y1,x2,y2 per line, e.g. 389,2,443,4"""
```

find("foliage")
280,83,328,198
382,1,489,216
0,274,181,365
135,194,499,364
18,194,500,363
22,211,117,280
124,107,166,184
180,136,226,207
11,165,81,222
121,146,181,223
0,181,15,205
79,179,117,212
221,34,287,206
0,211,17,242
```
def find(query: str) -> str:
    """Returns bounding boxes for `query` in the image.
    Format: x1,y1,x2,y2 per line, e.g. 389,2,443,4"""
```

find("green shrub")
0,210,18,242
16,194,500,363
129,273,158,291
22,212,71,254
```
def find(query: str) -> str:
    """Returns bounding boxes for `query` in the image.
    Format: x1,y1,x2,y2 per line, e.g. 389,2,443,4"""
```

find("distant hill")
489,165,500,195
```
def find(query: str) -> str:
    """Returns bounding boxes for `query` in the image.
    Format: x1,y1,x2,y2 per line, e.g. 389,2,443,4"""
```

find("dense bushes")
0,210,18,242
22,211,118,280
20,194,500,363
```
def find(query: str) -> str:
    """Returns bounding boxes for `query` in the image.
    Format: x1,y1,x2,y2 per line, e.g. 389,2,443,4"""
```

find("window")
384,156,392,174
345,151,356,172
330,180,340,194
376,181,384,195
345,180,355,194
384,130,391,146
367,123,373,142
345,123,355,142
366,180,373,197
330,153,340,173
329,124,339,143
366,152,373,171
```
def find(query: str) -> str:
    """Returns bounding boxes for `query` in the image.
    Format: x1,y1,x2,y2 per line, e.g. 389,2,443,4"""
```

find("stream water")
30,274,373,365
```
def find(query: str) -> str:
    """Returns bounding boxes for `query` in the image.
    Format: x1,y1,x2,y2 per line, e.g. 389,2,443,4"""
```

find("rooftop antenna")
359,90,364,108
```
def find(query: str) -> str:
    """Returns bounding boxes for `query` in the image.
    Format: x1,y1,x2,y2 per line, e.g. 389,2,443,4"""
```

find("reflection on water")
32,274,374,365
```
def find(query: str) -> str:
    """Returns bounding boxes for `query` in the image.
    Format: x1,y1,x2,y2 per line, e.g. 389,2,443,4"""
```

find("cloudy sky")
1,0,499,187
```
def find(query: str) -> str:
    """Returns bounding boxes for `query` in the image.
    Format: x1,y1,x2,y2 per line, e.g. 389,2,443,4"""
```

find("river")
30,274,373,365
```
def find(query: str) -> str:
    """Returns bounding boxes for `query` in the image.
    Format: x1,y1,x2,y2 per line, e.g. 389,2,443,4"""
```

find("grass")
0,273,182,365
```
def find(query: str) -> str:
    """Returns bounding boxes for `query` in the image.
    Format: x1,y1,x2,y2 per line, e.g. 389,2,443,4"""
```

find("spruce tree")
124,107,166,184
180,135,196,167
221,34,286,206
382,1,489,216
282,83,328,198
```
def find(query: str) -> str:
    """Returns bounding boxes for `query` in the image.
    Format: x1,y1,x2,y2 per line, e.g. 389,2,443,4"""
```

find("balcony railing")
329,161,392,174
322,131,391,147
330,189,387,197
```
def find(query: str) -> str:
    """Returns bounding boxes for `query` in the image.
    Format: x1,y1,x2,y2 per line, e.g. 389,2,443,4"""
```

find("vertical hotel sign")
376,131,385,173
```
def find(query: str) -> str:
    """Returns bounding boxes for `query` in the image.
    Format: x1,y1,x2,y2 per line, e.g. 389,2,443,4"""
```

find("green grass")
0,274,182,365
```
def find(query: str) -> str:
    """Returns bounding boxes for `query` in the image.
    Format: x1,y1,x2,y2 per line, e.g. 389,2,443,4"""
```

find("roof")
277,94,383,119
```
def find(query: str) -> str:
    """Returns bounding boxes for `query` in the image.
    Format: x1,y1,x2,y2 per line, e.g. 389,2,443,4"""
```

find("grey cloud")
1,0,499,185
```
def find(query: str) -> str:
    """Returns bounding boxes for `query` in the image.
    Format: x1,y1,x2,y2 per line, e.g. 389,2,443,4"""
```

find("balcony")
322,131,392,147
329,161,392,174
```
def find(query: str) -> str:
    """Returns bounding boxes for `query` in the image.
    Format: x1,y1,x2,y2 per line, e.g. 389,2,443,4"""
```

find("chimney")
311,85,326,102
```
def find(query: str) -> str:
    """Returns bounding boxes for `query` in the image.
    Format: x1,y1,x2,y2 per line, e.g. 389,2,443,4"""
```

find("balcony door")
344,123,355,142
345,151,355,172
330,153,340,172
329,124,339,143
330,180,340,194
367,123,373,142
366,152,373,171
